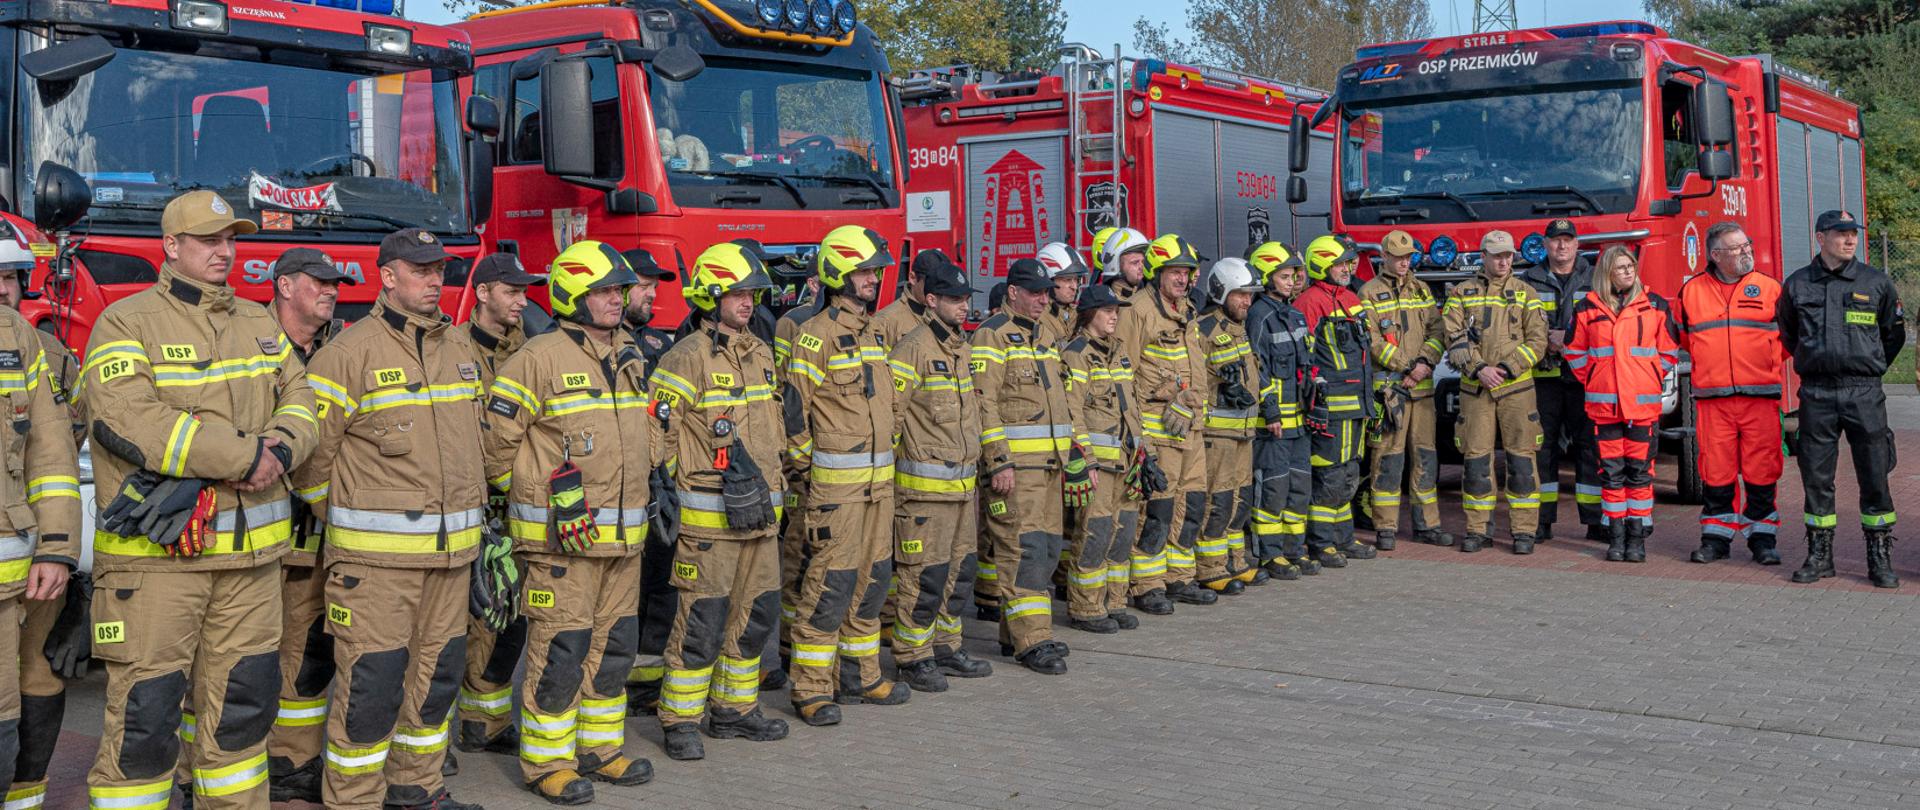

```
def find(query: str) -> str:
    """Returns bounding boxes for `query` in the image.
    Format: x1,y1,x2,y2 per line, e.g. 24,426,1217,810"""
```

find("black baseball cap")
912,248,958,281
921,254,974,298
471,254,546,286
274,247,357,284
1005,258,1053,292
1077,283,1131,312
1815,210,1861,232
987,282,1008,312
1544,219,1578,239
622,248,676,281
378,228,454,266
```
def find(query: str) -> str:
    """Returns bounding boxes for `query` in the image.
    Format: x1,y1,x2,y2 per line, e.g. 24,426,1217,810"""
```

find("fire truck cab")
10,0,489,351
457,0,907,327
1286,21,1865,501
900,46,1338,316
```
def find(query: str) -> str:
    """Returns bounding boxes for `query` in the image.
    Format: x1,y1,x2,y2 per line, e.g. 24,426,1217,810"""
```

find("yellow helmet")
549,240,639,322
1088,226,1118,272
1303,234,1357,280
1143,233,1201,280
685,241,774,313
1245,241,1302,285
815,225,894,291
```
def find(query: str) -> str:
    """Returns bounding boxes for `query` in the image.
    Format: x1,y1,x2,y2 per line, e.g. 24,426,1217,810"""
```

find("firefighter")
482,241,656,803
889,258,996,690
0,237,81,810
1036,242,1090,344
1678,223,1788,566
454,252,546,762
1781,210,1907,588
1098,227,1151,300
262,248,352,804
770,262,824,672
1294,235,1377,565
1056,283,1145,631
298,228,484,810
973,258,1082,673
1116,235,1214,609
1566,246,1680,562
649,241,789,760
873,248,947,347
1443,230,1549,554
83,190,312,810
621,248,677,378
783,225,908,720
1357,231,1451,550
1246,242,1319,576
1195,258,1267,592
622,247,682,714
1521,219,1603,542
1088,227,1118,274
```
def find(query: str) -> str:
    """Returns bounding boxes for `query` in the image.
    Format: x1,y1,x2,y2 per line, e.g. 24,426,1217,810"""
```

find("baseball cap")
161,190,258,237
1544,219,1578,239
912,248,959,282
471,254,546,286
378,228,454,266
273,247,356,284
622,248,676,281
1005,258,1053,292
1077,283,1131,312
987,282,1008,312
1815,210,1861,232
1381,230,1418,258
1480,230,1516,256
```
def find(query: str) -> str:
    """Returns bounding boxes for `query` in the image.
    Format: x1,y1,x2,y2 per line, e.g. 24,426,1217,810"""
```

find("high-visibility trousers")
1308,420,1366,552
1367,394,1442,536
1457,386,1543,537
1199,437,1253,584
11,593,64,810
1251,433,1311,565
1138,436,1205,591
890,497,976,662
268,564,332,776
658,534,779,729
1064,468,1133,620
982,467,1066,655
1696,395,1783,543
1595,420,1656,528
455,614,524,741
786,499,891,707
517,553,640,782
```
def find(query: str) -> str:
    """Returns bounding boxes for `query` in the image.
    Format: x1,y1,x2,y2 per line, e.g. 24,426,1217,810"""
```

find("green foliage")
1129,0,1432,89
866,0,1068,72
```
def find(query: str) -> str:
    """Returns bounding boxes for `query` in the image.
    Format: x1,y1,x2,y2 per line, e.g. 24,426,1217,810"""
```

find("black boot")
1374,530,1397,551
1016,641,1069,675
578,752,654,786
1167,581,1218,605
703,706,790,741
1261,559,1301,581
442,750,458,777
1413,529,1455,547
268,756,323,804
457,720,520,754
1605,523,1627,562
662,724,706,760
1458,534,1488,553
896,659,949,693
1747,533,1781,566
1510,534,1535,555
625,679,661,716
1791,529,1836,583
974,604,1000,622
1313,545,1349,568
1690,536,1730,564
933,648,994,678
1109,610,1140,630
1197,577,1244,596
1130,589,1175,615
1538,524,1554,542
1336,541,1377,560
1068,614,1122,633
395,788,482,810
1624,523,1648,563
1586,524,1611,541
1866,530,1900,589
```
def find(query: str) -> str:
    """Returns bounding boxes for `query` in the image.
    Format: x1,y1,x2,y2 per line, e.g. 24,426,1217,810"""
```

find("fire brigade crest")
1082,182,1128,234
1247,208,1271,247
1744,284,1760,298
1682,221,1702,272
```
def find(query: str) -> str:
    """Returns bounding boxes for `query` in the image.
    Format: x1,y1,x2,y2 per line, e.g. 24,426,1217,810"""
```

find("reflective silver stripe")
89,788,174,809
1084,433,1123,448
1001,423,1074,439
1209,406,1257,419
677,490,781,511
895,459,976,480
1629,347,1658,358
1586,346,1615,358
1585,392,1618,404
812,449,895,469
329,506,484,535
195,758,268,793
510,503,649,525
323,747,387,769
1694,384,1782,398
1687,318,1778,333
1635,394,1663,404
0,533,31,563
212,499,294,532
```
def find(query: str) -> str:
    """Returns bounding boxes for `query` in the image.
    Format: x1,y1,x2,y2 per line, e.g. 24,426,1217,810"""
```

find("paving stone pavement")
35,400,1920,809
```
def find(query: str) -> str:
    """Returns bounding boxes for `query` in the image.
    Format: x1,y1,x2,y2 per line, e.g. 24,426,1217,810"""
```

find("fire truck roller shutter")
1808,127,1843,235
962,135,1066,313
1218,121,1288,261
1776,119,1812,259
1840,136,1865,224
1151,111,1220,263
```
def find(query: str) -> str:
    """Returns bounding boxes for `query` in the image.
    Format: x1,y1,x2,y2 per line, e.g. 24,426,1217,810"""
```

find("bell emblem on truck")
976,149,1052,281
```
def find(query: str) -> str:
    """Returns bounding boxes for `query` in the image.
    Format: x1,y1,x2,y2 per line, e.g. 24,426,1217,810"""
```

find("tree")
1129,0,1431,89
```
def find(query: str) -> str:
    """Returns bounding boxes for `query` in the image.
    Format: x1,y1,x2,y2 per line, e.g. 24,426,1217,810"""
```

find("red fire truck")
456,0,907,326
1285,21,1864,500
11,0,491,351
899,46,1339,313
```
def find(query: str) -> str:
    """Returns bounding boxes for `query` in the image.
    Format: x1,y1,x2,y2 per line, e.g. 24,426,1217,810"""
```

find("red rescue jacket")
1565,288,1681,423
1675,268,1787,399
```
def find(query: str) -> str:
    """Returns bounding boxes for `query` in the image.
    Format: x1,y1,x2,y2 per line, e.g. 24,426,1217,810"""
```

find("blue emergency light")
280,0,403,17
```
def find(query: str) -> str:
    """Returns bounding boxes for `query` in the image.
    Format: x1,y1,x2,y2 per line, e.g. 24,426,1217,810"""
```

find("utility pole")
1473,0,1517,32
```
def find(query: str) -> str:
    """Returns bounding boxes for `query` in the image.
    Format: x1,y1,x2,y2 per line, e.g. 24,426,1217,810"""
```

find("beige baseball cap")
1381,230,1418,257
1480,230,1516,256
161,190,258,237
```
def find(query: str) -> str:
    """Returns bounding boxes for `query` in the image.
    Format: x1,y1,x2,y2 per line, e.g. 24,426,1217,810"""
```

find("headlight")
171,0,228,33
1427,235,1458,268
784,0,808,29
757,0,783,26
366,24,412,56
1520,232,1548,265
1408,238,1426,268
808,0,833,30
833,0,856,33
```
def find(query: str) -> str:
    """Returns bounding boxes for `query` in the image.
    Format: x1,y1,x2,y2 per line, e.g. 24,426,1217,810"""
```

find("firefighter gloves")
718,440,777,531
470,529,522,632
99,470,215,555
1063,443,1095,508
548,459,598,553
1124,448,1169,501
45,570,93,680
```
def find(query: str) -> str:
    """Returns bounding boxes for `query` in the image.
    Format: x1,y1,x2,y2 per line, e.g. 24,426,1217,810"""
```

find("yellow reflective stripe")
193,752,269,798
491,376,539,411
273,403,316,426
1069,368,1090,384
359,382,482,414
698,384,775,409
545,390,649,416
649,368,697,402
895,472,976,493
25,475,80,504
1143,344,1188,361
812,464,895,485
323,740,390,776
1004,595,1051,619
308,374,357,417
94,520,292,559
153,350,287,388
326,525,481,555
888,359,919,386
88,781,173,810
161,413,199,477
789,358,825,385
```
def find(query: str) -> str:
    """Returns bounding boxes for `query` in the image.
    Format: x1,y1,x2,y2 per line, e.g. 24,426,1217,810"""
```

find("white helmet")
1205,258,1262,306
1035,242,1089,279
1097,227,1150,279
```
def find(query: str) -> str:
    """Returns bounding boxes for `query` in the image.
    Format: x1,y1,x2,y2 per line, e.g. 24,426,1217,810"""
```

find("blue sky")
409,0,1654,46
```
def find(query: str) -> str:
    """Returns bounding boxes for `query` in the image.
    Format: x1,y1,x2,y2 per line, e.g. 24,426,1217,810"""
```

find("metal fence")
1874,237,1920,315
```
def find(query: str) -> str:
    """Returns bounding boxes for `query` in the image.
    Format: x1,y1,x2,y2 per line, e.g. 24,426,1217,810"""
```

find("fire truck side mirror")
540,59,599,180
1286,175,1309,205
650,44,705,83
21,35,114,83
1287,112,1310,175
32,162,89,235
1696,149,1735,182
1692,80,1734,147
466,96,501,138
467,137,495,228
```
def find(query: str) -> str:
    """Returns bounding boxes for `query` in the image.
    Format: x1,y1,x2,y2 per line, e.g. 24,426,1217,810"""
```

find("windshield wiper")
1477,185,1603,214
256,204,425,232
787,173,890,200
701,171,808,208
1362,191,1482,221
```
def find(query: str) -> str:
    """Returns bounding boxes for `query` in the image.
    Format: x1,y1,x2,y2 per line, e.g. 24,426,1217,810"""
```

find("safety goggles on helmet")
1088,226,1119,272
686,242,775,313
1035,242,1090,280
549,240,640,323
815,225,894,291
1098,227,1151,279
1143,233,1201,280
1303,234,1358,281
1244,241,1301,286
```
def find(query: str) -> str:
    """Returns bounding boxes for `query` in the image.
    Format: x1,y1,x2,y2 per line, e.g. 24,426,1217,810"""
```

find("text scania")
1417,51,1541,75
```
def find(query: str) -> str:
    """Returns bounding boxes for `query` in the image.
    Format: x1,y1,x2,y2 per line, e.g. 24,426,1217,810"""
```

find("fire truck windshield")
1338,83,1643,224
646,56,894,209
21,43,469,237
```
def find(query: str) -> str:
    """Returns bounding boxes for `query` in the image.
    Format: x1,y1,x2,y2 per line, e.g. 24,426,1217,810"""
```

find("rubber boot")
1511,533,1536,555
1413,529,1455,547
896,659,950,693
933,648,994,678
796,699,842,727
1198,577,1244,596
1016,641,1069,675
1791,529,1836,583
1586,524,1611,541
662,725,706,760
1866,530,1900,589
1747,534,1781,566
1109,610,1140,630
1131,589,1174,615
579,752,654,786
1690,536,1730,564
1605,522,1627,562
836,675,911,706
703,706,790,741
1624,523,1648,563
526,767,591,806
267,756,322,804
457,719,520,754
1538,524,1554,542
1458,534,1488,553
